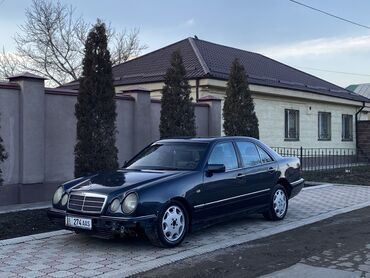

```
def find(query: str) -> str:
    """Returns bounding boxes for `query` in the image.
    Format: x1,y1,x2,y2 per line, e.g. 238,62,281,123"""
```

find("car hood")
68,169,188,195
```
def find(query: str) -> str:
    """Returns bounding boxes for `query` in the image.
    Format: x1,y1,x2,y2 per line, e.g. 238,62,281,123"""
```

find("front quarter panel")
134,171,203,217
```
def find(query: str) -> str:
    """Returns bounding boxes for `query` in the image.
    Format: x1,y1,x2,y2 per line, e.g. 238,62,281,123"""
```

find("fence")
272,147,370,171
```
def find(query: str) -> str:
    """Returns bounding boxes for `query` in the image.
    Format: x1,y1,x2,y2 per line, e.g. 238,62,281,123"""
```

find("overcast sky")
1,0,370,88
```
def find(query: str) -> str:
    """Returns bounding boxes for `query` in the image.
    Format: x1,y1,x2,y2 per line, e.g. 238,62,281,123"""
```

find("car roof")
156,136,259,144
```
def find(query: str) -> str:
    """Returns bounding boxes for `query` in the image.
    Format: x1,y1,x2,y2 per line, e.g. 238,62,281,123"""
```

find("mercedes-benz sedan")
48,137,304,247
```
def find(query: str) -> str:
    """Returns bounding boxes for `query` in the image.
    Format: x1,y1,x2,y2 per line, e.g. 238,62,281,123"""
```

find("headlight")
121,193,138,214
61,194,69,206
110,198,121,212
53,187,65,204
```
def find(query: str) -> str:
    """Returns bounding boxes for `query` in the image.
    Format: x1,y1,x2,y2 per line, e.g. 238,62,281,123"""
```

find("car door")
235,141,279,208
194,141,246,219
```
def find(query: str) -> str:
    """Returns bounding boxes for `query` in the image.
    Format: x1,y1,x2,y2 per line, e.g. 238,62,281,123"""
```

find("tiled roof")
60,38,369,103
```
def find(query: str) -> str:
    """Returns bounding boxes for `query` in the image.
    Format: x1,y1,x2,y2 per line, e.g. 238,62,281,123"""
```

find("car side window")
257,146,273,164
208,142,238,171
236,142,261,168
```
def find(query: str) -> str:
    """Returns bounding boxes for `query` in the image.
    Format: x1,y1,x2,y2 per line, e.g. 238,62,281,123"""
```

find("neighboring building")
62,37,370,149
347,83,370,120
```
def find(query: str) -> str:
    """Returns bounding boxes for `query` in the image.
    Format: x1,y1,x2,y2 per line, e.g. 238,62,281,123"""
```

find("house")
61,37,370,150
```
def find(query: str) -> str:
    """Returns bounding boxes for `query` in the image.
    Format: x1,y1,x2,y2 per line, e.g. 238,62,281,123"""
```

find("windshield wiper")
150,167,182,171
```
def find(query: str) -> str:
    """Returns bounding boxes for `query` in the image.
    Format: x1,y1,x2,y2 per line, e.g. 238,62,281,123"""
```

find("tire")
146,201,189,248
263,185,288,221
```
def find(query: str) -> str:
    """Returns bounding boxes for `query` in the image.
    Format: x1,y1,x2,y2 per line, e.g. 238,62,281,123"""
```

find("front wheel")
146,201,188,248
263,185,288,221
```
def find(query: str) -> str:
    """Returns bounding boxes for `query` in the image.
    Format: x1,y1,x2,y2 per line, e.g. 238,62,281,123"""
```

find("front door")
194,141,244,218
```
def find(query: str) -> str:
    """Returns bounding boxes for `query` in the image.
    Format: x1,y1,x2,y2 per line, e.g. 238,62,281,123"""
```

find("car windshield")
126,142,208,171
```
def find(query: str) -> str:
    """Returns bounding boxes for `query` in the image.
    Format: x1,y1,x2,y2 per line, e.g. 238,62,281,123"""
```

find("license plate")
65,216,92,230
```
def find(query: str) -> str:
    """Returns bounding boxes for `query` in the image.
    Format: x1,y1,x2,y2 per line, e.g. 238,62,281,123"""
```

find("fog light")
110,198,121,212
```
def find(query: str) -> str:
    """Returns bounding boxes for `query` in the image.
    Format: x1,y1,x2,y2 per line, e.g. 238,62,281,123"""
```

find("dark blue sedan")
48,137,304,247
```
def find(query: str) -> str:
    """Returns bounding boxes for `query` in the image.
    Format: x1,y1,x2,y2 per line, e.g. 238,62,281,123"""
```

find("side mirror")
206,164,226,176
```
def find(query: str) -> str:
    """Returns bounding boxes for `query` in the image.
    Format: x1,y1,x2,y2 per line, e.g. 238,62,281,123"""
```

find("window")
236,142,261,167
126,143,208,170
208,142,238,171
342,114,353,141
318,112,331,140
257,146,273,164
285,109,299,140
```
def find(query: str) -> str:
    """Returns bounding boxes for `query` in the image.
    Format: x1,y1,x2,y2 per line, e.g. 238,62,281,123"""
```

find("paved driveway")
1,184,370,278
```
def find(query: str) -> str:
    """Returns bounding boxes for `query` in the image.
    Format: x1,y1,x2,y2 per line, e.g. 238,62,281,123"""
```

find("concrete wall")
0,84,20,184
0,77,220,185
45,92,77,182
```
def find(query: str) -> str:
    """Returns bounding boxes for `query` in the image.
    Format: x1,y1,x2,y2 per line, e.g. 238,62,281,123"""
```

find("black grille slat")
68,193,105,214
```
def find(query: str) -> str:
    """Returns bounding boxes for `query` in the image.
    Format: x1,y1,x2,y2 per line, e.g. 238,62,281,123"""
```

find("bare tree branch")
0,0,146,87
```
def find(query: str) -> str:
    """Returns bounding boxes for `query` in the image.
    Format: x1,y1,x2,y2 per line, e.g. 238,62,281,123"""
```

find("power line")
293,65,370,77
287,0,370,30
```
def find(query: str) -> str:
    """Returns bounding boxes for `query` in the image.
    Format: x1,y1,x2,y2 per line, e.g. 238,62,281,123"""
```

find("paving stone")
78,269,103,277
49,271,74,278
1,185,370,277
19,270,44,278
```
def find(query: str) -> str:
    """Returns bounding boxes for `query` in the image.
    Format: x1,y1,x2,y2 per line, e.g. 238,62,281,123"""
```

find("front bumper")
47,208,157,238
290,178,305,198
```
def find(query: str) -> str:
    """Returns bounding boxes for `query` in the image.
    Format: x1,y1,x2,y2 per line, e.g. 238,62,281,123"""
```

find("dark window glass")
257,146,273,164
285,109,299,140
342,114,353,141
126,143,208,170
318,112,331,140
208,142,238,171
236,142,261,167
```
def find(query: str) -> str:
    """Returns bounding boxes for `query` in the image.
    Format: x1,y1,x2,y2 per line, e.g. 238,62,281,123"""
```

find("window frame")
284,109,300,141
235,141,262,168
256,145,274,164
318,112,332,141
207,141,240,172
342,114,354,141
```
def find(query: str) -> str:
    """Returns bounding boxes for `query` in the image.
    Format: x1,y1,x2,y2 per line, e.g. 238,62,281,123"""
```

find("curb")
0,202,51,215
0,230,72,246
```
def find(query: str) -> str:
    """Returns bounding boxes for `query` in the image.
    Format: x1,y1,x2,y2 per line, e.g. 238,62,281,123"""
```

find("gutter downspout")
195,78,200,102
355,101,366,149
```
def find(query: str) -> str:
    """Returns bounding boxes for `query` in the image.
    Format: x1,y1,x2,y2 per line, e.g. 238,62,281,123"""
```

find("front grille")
68,192,106,214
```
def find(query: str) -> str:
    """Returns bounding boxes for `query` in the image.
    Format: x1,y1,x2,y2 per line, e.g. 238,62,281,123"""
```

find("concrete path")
1,184,370,278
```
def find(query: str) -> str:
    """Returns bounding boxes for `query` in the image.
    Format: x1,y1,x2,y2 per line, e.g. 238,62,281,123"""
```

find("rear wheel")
263,185,288,221
146,201,188,248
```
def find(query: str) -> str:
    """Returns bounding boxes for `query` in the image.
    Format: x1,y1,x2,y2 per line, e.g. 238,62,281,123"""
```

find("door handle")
268,167,275,173
236,173,245,179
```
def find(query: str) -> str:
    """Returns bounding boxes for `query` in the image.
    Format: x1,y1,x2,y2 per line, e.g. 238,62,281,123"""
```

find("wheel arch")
277,178,292,198
170,197,193,232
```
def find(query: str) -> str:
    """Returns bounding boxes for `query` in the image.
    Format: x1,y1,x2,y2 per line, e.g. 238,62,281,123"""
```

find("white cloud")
182,18,195,27
259,35,370,59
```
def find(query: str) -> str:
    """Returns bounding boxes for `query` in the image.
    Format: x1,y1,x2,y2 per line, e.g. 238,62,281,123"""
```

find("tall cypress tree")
160,50,196,138
223,59,259,138
0,114,8,185
74,20,118,177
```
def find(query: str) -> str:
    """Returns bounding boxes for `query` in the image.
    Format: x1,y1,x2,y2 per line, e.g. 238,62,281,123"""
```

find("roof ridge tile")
188,37,210,75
